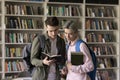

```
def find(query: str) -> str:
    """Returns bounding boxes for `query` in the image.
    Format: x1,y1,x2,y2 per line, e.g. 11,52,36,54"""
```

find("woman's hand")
60,66,68,75
66,62,72,70
60,66,68,78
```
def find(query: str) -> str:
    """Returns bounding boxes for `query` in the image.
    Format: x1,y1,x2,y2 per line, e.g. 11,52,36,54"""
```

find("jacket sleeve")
31,36,44,67
61,39,67,65
70,43,94,73
57,36,67,68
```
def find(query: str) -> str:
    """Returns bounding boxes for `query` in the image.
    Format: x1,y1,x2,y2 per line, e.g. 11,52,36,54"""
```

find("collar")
43,33,57,42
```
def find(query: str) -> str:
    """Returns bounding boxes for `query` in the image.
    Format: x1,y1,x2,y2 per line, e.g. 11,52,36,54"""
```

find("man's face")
64,29,76,42
46,25,59,39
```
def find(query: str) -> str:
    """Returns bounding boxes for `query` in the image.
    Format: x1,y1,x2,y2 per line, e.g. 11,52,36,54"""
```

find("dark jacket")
31,34,66,80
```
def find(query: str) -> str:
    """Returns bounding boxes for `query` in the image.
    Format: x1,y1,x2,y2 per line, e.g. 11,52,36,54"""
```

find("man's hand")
42,57,54,66
60,66,68,75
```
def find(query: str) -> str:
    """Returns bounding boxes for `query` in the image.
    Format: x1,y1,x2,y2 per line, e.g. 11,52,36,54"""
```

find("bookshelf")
85,4,119,80
46,2,83,31
0,0,2,79
2,0,45,79
0,0,120,80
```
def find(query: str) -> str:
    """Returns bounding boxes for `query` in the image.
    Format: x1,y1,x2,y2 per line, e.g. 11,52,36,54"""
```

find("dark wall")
86,0,119,4
49,0,119,4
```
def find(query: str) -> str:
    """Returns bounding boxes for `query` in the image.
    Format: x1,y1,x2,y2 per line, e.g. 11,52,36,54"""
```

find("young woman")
63,21,94,80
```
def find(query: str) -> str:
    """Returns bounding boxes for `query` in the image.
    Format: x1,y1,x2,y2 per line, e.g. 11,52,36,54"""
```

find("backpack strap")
66,40,83,52
38,35,45,52
75,39,97,80
66,42,70,53
75,40,84,52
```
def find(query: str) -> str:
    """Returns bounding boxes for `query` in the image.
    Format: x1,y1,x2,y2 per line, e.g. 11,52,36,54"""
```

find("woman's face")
64,28,77,42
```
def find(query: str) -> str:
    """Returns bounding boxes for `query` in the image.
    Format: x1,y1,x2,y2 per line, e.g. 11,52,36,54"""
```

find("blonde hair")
63,20,78,33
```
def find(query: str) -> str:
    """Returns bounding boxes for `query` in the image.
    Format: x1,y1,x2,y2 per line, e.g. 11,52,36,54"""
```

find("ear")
45,26,48,31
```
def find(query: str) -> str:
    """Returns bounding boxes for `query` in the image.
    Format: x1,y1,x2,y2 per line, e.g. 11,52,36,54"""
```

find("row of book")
5,33,37,43
0,46,2,57
97,58,116,68
5,4,43,15
6,17,43,29
0,61,1,71
90,45,115,55
6,47,23,57
86,6,116,17
5,60,26,72
47,5,82,16
85,19,117,30
0,32,1,43
6,17,81,29
96,70,116,80
86,32,114,42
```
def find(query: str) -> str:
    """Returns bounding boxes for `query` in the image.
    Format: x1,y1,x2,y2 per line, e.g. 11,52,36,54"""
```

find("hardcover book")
41,52,62,62
71,52,84,65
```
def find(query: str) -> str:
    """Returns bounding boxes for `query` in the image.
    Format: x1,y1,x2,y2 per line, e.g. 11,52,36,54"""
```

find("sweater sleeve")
70,43,94,73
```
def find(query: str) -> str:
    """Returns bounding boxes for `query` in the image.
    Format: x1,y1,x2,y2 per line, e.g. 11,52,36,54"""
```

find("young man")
31,17,66,80
63,20,94,80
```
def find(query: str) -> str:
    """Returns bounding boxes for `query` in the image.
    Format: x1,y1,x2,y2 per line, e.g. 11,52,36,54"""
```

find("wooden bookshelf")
0,0,120,80
85,4,119,80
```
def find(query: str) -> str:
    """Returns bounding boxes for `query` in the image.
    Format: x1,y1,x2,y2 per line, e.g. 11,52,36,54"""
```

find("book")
41,52,62,62
71,52,84,65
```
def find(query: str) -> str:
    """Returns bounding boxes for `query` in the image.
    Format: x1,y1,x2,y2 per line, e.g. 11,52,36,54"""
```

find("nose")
52,31,56,35
65,33,69,38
